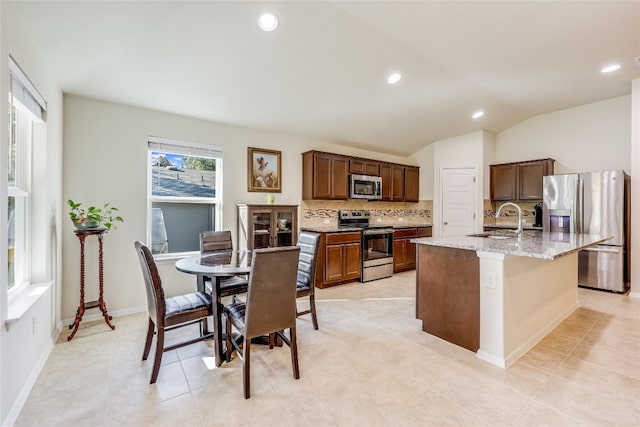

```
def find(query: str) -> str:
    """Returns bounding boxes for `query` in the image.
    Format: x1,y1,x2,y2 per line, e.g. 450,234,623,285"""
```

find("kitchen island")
411,230,610,368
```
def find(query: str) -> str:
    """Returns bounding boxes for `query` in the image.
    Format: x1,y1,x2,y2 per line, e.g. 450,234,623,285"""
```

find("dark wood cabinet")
303,150,419,202
518,159,554,200
380,163,408,201
237,204,298,250
490,163,518,201
393,226,432,273
302,151,349,200
313,231,361,288
350,158,379,176
490,159,554,201
404,166,420,202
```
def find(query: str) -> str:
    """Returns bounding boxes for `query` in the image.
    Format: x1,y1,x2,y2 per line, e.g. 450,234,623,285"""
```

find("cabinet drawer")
417,227,432,237
326,232,361,245
394,228,417,239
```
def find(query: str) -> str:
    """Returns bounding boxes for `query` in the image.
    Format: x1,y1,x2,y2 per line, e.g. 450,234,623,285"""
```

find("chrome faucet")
496,202,523,235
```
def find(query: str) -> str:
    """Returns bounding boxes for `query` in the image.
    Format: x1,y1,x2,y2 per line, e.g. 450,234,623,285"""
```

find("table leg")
212,277,224,367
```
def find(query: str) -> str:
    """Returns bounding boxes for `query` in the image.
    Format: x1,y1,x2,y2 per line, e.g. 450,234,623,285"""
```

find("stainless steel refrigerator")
543,170,629,292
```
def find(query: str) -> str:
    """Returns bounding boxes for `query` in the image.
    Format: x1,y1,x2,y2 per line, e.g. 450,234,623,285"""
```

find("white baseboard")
629,291,640,299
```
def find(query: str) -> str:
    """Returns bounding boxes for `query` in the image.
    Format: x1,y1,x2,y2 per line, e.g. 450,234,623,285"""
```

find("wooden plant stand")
68,228,115,341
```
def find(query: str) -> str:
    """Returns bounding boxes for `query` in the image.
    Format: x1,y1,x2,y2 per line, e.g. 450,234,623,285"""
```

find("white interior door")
441,168,477,237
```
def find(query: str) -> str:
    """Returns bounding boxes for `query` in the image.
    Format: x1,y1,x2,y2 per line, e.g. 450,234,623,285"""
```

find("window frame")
146,137,223,260
7,89,34,297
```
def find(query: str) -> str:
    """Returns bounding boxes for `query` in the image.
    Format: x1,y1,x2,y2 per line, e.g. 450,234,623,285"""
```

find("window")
7,58,46,292
147,137,222,256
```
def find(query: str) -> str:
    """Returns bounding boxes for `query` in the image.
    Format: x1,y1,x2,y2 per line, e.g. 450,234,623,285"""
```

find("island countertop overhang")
411,231,611,261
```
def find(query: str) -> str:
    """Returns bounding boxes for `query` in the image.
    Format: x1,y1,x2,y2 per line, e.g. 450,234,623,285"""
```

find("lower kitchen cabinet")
394,226,432,273
313,231,362,288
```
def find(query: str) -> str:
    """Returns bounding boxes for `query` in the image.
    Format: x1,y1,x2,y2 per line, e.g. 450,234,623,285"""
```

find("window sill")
5,281,54,329
153,251,198,265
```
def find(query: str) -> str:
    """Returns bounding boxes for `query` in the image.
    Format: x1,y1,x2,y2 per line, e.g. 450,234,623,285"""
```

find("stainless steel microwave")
350,174,382,200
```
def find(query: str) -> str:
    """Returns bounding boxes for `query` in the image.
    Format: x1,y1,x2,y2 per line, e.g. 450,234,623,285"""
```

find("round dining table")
175,250,253,367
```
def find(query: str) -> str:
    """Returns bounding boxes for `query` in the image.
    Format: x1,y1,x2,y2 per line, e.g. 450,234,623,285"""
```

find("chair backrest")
244,246,300,338
200,230,233,253
296,231,320,288
134,241,166,325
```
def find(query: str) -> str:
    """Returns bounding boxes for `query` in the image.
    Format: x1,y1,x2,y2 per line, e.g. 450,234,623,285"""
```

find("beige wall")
61,95,415,322
495,95,631,174
0,2,64,424
631,80,640,297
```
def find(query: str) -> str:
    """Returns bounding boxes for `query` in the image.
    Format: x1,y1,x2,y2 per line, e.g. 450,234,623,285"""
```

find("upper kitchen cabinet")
490,158,554,201
380,163,405,201
404,166,420,202
381,163,419,202
302,151,349,200
518,159,554,200
349,158,379,176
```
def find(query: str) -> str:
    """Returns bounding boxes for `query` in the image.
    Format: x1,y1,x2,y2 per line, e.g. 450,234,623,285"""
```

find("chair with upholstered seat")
134,241,213,384
223,246,301,399
199,230,249,298
296,231,321,330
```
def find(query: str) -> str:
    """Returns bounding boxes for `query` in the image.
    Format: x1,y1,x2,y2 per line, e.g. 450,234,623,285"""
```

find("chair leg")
243,339,251,399
142,318,154,361
309,294,319,330
290,326,300,380
225,317,233,363
201,318,210,336
150,327,164,384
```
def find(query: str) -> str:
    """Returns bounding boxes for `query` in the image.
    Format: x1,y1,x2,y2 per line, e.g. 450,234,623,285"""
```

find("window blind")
9,56,47,122
148,136,222,159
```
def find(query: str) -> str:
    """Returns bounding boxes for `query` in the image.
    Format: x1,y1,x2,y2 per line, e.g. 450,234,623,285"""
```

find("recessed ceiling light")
472,111,484,119
387,73,402,85
601,64,621,73
258,13,278,31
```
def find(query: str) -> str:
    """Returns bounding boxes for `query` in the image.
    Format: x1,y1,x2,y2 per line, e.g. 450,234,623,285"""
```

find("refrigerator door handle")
582,246,622,254
577,177,584,234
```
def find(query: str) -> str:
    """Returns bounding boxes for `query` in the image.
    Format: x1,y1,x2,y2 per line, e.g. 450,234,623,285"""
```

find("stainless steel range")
338,210,394,282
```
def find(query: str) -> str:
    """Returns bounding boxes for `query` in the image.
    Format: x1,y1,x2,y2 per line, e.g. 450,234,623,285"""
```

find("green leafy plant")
67,199,124,230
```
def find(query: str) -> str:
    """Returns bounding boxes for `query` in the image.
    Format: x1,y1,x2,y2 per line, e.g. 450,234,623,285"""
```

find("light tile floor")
15,271,640,426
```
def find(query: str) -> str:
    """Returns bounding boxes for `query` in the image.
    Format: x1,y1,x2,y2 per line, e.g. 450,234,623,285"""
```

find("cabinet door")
406,240,416,269
350,159,380,176
404,166,420,202
313,153,333,199
393,239,406,271
391,165,405,201
274,207,296,247
250,208,273,249
519,159,554,200
380,163,392,201
343,242,362,279
325,245,345,282
332,155,350,199
490,163,518,201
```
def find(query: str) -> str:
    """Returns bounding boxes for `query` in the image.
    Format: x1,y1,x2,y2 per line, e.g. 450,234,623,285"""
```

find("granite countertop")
411,231,611,260
301,223,432,233
485,223,543,231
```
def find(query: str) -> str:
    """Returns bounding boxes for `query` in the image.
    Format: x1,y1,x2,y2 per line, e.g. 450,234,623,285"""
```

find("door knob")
444,222,448,225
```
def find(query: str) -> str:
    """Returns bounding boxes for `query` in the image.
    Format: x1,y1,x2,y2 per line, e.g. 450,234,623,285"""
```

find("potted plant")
67,199,124,230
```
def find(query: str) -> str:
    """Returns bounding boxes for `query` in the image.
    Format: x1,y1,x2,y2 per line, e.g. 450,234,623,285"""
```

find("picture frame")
247,147,282,192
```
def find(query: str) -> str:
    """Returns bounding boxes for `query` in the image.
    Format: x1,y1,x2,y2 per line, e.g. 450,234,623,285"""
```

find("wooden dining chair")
223,246,301,399
134,241,214,384
199,230,249,298
296,231,321,329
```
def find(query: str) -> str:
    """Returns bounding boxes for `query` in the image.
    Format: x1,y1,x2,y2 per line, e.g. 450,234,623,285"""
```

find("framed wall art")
247,147,281,192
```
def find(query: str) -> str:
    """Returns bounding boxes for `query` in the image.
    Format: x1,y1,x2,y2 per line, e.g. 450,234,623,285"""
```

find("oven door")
361,228,394,282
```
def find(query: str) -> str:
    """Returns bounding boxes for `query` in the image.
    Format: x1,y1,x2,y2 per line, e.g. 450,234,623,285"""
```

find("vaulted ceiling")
12,1,640,156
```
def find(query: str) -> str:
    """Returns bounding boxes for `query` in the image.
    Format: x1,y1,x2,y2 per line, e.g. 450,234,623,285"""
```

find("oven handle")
363,228,394,235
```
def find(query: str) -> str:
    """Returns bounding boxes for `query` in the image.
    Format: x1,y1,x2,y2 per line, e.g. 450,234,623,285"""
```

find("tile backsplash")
301,200,432,228
484,200,542,226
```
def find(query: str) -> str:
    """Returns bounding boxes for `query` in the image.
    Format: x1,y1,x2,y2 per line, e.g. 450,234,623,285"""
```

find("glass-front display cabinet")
237,204,298,250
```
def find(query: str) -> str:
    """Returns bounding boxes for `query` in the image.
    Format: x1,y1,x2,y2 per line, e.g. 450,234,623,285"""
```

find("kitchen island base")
416,244,580,368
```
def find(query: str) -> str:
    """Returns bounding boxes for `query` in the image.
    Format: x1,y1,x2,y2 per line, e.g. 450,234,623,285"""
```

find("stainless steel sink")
467,232,513,240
